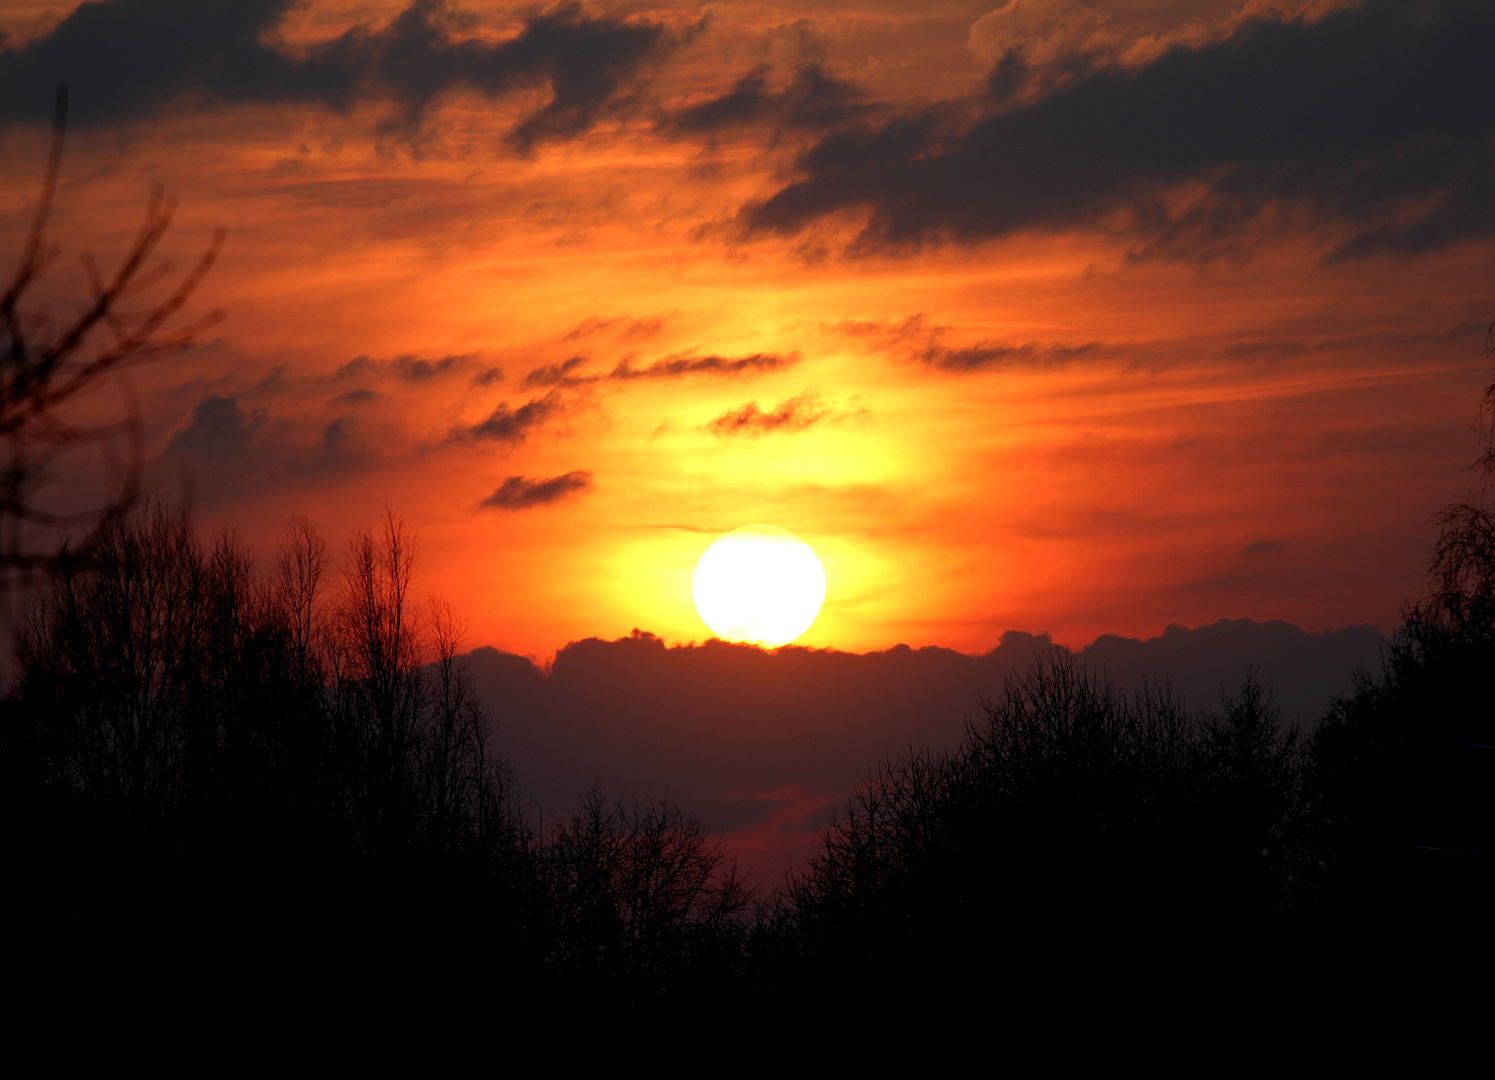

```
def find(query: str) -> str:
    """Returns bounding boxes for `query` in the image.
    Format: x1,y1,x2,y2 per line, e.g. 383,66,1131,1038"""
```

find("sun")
692,525,827,647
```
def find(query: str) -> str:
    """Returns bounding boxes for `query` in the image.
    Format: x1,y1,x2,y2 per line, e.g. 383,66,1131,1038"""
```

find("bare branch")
0,86,223,589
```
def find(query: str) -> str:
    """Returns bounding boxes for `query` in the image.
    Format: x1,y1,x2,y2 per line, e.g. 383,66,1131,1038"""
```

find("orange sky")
3,0,1491,659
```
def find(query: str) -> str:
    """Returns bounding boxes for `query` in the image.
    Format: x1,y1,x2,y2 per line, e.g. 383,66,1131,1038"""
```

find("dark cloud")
610,351,797,380
918,339,1100,373
330,387,380,405
335,353,470,382
562,314,670,342
462,618,1385,879
161,390,370,502
481,469,593,510
837,314,1100,374
469,389,563,445
0,0,671,147
524,355,594,388
708,391,826,436
743,0,1495,259
165,395,262,458
668,60,871,136
472,367,504,386
391,355,462,380
322,416,349,451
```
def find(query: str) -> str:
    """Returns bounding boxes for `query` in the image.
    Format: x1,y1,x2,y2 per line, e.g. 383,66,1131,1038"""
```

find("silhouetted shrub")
540,787,752,996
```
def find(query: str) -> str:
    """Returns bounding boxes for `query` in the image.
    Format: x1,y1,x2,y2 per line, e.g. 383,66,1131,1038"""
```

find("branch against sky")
0,87,222,589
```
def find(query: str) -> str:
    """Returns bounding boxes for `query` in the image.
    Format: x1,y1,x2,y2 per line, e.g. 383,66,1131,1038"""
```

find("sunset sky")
3,0,1492,662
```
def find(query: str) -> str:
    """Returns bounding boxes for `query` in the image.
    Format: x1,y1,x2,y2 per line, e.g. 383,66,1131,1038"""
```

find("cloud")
335,353,471,382
524,355,594,388
481,469,593,510
918,339,1100,372
0,0,672,147
668,60,872,136
708,391,828,436
1244,539,1284,556
331,388,380,405
562,314,670,342
743,0,1495,259
610,351,798,380
966,0,1357,106
836,314,1100,373
161,388,369,501
165,395,263,458
469,390,565,445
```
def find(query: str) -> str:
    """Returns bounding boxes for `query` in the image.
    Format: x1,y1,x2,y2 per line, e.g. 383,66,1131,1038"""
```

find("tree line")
1,507,754,1003
3,489,1488,1017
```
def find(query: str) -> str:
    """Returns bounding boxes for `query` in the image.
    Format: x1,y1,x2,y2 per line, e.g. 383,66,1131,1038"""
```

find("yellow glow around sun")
692,525,827,647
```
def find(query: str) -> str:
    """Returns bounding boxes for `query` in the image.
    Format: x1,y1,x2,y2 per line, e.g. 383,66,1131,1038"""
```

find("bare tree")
275,515,330,681
0,88,223,592
1404,323,1495,642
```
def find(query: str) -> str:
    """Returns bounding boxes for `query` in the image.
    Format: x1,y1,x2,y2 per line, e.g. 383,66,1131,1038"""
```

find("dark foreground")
2,505,1491,1035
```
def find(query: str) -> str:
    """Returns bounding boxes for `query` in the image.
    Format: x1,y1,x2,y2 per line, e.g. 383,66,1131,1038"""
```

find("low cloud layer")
745,0,1495,259
482,469,593,510
465,617,1385,878
0,0,672,147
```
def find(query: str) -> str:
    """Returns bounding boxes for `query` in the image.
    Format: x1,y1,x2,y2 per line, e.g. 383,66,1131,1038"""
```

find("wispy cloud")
611,352,798,380
468,390,566,446
481,470,593,510
709,391,837,436
524,356,596,388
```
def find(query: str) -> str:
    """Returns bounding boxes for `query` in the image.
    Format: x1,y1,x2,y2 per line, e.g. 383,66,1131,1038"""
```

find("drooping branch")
0,87,224,584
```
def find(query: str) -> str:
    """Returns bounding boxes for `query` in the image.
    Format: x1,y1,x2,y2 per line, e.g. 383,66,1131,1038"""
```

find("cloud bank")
464,617,1385,876
0,0,672,147
745,0,1495,259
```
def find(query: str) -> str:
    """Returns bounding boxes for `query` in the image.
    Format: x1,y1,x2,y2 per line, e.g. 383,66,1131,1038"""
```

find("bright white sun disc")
692,525,826,647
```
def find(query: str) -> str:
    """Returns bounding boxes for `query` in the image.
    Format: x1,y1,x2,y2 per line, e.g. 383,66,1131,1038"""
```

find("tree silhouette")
542,786,752,994
766,652,1320,1023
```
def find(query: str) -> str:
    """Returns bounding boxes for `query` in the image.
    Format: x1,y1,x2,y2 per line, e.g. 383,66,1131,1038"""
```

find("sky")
3,0,1492,663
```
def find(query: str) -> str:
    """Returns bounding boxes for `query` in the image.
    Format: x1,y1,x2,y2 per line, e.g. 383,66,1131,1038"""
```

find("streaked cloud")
469,390,565,445
482,469,594,510
610,352,798,380
707,391,862,436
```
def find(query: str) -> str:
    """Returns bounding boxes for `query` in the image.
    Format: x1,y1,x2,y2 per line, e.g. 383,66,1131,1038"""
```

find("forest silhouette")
3,476,1491,1017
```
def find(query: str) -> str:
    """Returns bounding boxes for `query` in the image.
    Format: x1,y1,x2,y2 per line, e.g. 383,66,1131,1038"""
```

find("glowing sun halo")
692,525,826,647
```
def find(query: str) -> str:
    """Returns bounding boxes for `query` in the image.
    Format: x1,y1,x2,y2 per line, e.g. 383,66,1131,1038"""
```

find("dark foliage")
0,505,747,1011
754,658,1308,1015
